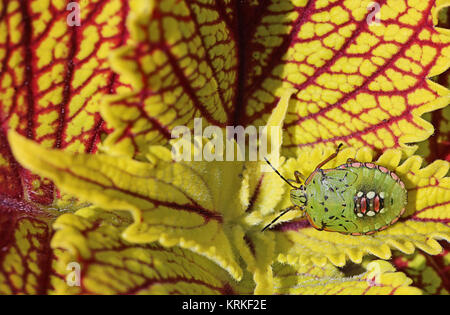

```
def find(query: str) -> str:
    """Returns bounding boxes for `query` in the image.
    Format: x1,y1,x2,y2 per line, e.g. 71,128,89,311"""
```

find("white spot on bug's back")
380,208,385,213
367,211,376,217
357,191,364,197
357,213,364,217
379,192,385,199
367,191,375,199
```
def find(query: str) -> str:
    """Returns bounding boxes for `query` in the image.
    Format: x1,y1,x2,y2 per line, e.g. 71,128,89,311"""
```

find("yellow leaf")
280,1,450,157
9,130,243,280
0,0,130,204
0,199,52,294
4,0,450,295
273,260,422,295
8,91,296,292
102,0,450,160
50,207,239,294
102,0,238,158
391,243,450,295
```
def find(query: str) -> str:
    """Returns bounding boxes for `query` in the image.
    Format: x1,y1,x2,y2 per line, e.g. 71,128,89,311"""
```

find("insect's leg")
313,143,344,172
294,171,305,184
261,205,298,232
317,219,327,231
286,171,305,185
304,144,343,185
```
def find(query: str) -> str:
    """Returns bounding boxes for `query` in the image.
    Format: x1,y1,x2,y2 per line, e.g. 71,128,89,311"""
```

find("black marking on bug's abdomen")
353,190,385,218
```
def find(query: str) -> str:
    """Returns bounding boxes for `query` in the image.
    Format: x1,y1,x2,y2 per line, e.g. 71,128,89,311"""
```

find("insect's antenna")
264,158,298,189
261,206,297,232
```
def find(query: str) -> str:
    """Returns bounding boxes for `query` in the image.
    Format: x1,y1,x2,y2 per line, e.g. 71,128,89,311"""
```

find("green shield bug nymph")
262,144,407,235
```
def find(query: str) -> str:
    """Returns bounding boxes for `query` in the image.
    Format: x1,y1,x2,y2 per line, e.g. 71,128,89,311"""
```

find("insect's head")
264,157,307,207
290,186,307,207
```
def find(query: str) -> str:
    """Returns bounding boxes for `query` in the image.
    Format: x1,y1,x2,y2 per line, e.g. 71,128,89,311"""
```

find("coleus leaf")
428,5,450,162
0,0,130,204
0,198,52,294
8,91,450,293
0,0,130,294
410,5,450,162
8,91,294,294
392,241,450,295
8,134,245,281
273,260,422,295
418,78,450,162
281,0,450,156
3,0,450,295
417,107,450,163
419,2,450,162
274,146,450,267
50,207,240,295
102,0,450,159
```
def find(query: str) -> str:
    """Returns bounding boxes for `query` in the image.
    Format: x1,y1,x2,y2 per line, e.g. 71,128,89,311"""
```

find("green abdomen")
304,163,407,235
